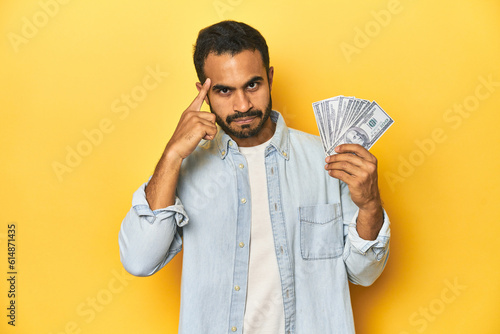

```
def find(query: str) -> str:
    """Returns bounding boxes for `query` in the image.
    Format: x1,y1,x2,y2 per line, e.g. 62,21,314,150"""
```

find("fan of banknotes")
312,96,394,156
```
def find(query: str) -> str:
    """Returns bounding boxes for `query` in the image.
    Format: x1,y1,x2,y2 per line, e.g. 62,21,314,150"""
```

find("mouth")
231,116,258,124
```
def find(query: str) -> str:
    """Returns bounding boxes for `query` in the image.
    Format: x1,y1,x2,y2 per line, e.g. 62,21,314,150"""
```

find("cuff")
131,181,188,227
348,209,390,260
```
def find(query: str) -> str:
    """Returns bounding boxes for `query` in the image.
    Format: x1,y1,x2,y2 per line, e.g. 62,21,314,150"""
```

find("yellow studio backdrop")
1,0,499,333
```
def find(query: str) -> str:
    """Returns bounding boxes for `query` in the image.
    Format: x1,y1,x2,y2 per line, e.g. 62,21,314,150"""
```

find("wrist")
163,144,185,166
358,198,383,215
356,200,384,241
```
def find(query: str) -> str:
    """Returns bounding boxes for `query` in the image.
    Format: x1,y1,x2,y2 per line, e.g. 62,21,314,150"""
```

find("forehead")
203,49,267,85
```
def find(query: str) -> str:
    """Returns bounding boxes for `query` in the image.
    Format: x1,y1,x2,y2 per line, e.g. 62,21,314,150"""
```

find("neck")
231,117,276,147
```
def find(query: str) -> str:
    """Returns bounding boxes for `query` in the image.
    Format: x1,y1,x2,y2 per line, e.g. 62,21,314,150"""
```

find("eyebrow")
212,76,265,92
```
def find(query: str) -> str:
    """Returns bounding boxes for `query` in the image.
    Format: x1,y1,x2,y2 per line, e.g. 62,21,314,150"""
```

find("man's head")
193,21,275,145
193,20,270,84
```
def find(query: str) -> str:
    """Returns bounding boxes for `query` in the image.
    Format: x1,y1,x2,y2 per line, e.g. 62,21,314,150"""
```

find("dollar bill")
312,96,394,156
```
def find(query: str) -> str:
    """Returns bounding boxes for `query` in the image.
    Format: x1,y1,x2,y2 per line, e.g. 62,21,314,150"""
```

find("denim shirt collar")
214,110,290,161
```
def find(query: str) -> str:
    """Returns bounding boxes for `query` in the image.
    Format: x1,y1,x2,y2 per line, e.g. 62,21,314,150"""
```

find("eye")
217,87,231,95
247,82,258,89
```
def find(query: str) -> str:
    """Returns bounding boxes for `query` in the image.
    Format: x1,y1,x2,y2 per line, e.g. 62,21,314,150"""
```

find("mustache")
226,109,263,123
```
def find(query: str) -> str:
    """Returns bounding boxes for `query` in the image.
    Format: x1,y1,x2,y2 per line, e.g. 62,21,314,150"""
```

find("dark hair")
193,20,270,82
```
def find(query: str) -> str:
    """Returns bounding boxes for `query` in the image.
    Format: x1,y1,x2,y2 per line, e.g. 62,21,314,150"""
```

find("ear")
267,66,274,91
196,82,211,105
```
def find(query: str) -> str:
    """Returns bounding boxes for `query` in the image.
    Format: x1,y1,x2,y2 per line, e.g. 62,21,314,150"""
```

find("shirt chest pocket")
299,203,343,260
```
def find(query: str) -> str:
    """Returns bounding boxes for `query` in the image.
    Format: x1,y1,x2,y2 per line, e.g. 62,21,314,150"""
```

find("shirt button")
282,151,287,157
222,150,226,155
231,326,237,332
229,141,233,146
241,198,247,204
239,242,245,248
239,163,244,169
234,285,240,291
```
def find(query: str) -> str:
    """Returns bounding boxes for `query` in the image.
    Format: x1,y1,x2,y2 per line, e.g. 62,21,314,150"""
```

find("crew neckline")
238,137,273,154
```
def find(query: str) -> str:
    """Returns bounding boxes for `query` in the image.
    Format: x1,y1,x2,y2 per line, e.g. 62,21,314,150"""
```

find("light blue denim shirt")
119,110,390,334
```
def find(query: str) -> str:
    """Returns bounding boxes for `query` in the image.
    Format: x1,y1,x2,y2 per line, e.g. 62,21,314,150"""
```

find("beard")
210,96,273,139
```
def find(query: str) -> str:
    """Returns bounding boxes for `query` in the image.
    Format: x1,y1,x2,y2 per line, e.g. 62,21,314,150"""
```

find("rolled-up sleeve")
343,209,390,286
118,181,188,277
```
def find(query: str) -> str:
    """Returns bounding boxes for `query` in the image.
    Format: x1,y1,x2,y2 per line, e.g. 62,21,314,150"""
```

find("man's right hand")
145,78,216,210
164,78,217,161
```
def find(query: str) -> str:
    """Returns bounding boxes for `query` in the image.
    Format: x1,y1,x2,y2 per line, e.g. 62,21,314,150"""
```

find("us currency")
312,102,329,153
312,96,394,156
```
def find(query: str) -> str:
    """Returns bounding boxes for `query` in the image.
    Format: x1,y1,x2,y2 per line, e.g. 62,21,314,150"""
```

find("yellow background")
1,0,499,333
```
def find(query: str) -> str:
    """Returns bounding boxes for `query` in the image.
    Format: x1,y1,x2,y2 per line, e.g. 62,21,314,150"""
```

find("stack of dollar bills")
312,96,394,156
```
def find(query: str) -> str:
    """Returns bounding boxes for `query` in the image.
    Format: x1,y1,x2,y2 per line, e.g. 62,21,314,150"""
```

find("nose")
233,90,253,113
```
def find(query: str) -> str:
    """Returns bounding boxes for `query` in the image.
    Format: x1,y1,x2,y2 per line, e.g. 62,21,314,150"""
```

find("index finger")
333,144,376,162
189,78,211,111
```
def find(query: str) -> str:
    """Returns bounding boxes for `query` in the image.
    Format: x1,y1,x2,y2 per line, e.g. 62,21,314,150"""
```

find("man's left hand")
325,144,383,240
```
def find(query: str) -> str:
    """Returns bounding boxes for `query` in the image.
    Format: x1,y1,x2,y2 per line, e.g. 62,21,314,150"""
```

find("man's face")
200,50,274,140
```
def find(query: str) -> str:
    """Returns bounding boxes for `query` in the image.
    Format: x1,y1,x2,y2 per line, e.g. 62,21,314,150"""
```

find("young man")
119,20,390,334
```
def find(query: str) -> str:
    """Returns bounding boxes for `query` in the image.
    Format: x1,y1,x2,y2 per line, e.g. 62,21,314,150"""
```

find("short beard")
210,96,273,139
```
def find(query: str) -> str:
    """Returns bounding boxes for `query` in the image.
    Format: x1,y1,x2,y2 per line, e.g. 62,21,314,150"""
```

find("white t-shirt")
239,139,285,334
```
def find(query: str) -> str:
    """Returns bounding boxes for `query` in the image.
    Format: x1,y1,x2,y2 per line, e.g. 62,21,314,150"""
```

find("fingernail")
335,146,340,152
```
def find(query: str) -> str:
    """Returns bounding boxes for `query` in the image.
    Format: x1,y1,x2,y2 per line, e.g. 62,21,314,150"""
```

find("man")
119,20,390,334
